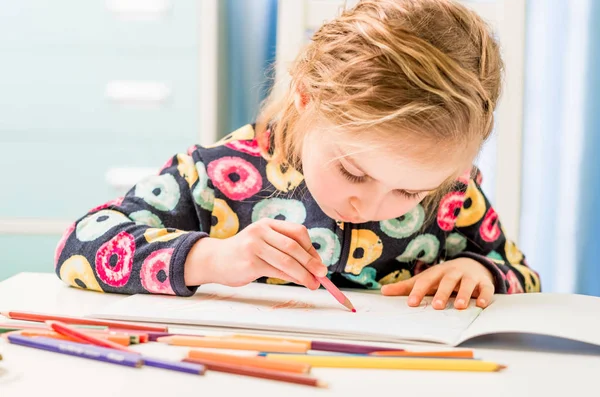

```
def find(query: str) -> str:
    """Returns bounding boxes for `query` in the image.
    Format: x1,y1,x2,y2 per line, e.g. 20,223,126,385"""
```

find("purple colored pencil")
310,340,404,355
142,357,206,375
147,332,174,342
7,335,142,367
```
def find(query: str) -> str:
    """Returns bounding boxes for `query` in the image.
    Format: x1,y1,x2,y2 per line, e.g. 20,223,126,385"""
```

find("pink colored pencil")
316,277,356,312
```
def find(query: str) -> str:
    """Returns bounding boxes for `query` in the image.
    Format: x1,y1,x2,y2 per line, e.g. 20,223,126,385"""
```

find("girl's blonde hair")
256,0,503,209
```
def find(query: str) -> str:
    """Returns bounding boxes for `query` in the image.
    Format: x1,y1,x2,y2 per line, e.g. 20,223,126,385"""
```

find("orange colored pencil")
47,321,136,353
371,350,474,358
20,330,73,341
183,358,326,388
157,336,308,353
187,350,311,374
1,311,167,332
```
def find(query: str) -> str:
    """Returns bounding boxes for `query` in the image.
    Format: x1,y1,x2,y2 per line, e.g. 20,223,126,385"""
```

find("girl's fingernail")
318,268,328,277
434,299,444,307
409,296,418,305
478,298,486,306
456,299,465,307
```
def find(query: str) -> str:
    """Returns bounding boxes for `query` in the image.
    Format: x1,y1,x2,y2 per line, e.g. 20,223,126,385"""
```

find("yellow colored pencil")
157,336,309,353
262,354,506,372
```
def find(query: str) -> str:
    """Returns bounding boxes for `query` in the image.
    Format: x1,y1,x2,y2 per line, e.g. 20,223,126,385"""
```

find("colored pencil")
371,350,474,358
187,350,311,374
20,330,131,346
157,336,308,353
48,321,136,353
0,322,107,334
142,357,206,375
146,332,173,342
107,329,149,343
229,334,311,348
317,276,356,312
183,357,326,388
1,311,167,332
7,335,142,368
230,334,403,354
310,340,403,355
262,354,506,372
1,324,47,334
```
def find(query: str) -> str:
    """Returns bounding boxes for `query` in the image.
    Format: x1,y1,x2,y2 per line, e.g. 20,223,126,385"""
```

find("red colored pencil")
317,276,356,312
47,321,137,353
1,311,167,332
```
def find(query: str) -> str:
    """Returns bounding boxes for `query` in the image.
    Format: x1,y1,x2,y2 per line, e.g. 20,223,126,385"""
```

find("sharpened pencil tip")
497,365,507,371
342,298,356,312
317,381,329,388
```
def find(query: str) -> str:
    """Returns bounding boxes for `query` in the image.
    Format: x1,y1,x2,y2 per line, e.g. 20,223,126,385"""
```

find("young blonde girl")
55,0,540,311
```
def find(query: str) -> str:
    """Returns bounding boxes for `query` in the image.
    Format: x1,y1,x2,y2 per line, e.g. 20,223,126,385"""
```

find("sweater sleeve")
440,168,541,294
54,148,215,296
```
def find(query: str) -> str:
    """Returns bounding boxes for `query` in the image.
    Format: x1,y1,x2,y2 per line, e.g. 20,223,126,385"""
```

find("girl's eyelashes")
337,162,426,200
393,189,424,200
337,163,367,183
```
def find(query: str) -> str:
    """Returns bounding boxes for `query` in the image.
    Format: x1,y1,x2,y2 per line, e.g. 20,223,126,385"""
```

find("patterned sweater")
54,124,541,296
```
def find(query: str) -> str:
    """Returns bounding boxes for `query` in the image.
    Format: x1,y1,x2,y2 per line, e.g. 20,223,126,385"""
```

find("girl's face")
300,122,476,223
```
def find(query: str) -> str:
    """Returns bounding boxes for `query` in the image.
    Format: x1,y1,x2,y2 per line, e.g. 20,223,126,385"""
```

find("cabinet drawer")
0,0,198,54
0,54,199,144
0,141,188,220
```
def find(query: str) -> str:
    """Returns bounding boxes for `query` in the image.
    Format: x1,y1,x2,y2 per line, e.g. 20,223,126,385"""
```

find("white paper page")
458,293,600,347
92,283,482,345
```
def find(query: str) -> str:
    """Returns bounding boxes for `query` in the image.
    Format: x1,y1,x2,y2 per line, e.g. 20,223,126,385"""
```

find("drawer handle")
106,0,171,19
105,81,171,105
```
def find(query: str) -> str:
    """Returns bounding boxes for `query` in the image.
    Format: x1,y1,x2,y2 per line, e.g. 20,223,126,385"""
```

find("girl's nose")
349,196,378,222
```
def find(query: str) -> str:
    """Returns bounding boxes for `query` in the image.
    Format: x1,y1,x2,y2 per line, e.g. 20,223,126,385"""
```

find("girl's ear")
293,84,311,113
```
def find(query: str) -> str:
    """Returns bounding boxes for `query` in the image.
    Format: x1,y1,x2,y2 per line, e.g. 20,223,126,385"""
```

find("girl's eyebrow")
343,155,438,192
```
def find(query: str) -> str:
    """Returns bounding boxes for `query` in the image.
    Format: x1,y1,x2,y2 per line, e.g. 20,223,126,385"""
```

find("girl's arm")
54,149,213,296
444,169,541,294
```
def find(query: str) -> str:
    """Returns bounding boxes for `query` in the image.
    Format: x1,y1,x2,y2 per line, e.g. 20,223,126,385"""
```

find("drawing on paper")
270,300,316,310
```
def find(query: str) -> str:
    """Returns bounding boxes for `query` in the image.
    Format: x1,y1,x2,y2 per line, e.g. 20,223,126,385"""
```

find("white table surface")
0,273,599,397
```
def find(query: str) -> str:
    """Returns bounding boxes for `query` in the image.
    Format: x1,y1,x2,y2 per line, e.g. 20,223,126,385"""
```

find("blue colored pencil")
7,335,142,368
142,357,206,375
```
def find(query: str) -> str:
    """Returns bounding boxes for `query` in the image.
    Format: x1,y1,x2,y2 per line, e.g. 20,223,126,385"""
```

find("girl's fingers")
408,270,443,307
454,277,478,310
267,219,313,250
260,263,300,285
476,283,495,308
431,271,462,310
266,221,328,277
256,242,319,290
380,278,416,296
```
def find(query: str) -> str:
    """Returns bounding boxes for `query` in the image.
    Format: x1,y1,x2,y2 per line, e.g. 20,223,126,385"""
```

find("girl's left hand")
380,258,495,310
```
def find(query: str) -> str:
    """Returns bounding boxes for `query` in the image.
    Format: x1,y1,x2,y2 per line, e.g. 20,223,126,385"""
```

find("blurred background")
0,0,598,296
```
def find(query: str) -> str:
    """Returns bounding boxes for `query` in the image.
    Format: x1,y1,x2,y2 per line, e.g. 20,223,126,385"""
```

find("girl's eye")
394,190,424,200
338,163,367,183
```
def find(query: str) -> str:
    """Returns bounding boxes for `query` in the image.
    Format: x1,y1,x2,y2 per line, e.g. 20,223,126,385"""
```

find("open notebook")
91,283,600,347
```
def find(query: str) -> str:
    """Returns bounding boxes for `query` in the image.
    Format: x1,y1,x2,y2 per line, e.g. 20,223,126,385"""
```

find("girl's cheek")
378,197,415,220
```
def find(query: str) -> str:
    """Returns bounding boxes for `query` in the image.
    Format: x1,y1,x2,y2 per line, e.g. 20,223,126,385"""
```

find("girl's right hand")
184,218,328,289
